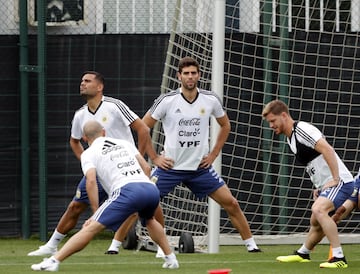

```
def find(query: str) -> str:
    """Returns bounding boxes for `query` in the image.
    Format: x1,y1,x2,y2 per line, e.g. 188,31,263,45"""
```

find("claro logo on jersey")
117,160,136,169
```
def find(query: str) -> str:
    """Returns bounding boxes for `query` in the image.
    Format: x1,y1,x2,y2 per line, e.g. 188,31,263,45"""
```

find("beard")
80,91,96,101
182,82,196,91
80,92,89,101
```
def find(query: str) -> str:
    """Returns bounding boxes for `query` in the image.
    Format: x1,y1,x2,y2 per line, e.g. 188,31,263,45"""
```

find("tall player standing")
143,56,261,254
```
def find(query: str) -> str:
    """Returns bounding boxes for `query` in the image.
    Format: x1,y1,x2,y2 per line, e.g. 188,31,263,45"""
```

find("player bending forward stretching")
30,120,179,271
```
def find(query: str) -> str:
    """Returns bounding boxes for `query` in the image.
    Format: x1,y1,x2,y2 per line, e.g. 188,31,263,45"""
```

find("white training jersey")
149,88,225,170
81,137,152,194
287,121,353,189
71,96,138,145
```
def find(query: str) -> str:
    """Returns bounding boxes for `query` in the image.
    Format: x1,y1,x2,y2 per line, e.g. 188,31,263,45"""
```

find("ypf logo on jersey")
179,140,200,147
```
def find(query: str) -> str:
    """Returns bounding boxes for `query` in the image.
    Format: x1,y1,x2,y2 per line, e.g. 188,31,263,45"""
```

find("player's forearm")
133,121,151,156
137,154,151,177
315,139,339,184
139,130,157,160
325,152,340,183
210,125,230,158
321,144,339,182
70,139,84,161
140,113,159,161
86,179,99,213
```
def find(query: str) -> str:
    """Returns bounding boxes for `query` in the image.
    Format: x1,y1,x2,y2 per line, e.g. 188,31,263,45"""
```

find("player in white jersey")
143,56,261,254
262,99,354,269
28,71,150,256
31,120,179,271
71,96,137,146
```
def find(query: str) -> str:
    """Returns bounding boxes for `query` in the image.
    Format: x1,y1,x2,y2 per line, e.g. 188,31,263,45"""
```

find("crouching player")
31,120,179,271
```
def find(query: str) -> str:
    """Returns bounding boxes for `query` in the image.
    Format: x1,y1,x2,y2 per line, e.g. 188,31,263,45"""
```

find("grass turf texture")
1,236,360,273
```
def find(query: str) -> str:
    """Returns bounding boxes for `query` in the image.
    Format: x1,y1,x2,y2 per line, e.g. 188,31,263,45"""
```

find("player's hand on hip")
199,154,215,169
321,177,341,192
313,189,320,200
153,154,174,170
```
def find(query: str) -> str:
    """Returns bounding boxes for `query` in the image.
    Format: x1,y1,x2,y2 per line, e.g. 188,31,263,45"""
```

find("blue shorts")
92,183,160,231
319,180,354,209
347,177,360,204
73,176,108,205
150,166,225,199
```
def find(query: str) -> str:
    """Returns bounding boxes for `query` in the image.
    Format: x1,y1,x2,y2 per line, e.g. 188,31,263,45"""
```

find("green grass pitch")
1,236,360,273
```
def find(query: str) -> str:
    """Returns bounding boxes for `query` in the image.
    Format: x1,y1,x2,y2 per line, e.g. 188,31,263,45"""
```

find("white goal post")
149,0,360,252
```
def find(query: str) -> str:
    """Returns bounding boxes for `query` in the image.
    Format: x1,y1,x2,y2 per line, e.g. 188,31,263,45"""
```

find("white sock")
108,239,122,252
332,247,344,258
157,245,164,253
49,256,60,264
165,252,176,260
297,244,311,254
47,230,66,248
244,237,259,250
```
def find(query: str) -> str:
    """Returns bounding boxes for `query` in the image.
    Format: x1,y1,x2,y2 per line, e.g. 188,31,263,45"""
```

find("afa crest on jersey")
76,188,81,199
150,175,158,184
351,187,359,198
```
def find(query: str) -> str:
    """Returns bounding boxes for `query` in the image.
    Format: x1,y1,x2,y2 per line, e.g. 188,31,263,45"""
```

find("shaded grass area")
0,236,359,274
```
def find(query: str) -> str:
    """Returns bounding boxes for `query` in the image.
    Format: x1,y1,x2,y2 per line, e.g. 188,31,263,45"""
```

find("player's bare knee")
223,197,241,214
311,205,330,221
66,201,87,217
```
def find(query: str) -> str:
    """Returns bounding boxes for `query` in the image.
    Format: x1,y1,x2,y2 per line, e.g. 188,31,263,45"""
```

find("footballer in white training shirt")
287,121,353,189
148,88,225,170
81,136,153,194
71,95,138,145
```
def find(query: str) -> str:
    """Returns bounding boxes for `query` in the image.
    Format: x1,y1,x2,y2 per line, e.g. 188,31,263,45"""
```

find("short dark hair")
82,71,105,86
178,57,200,73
